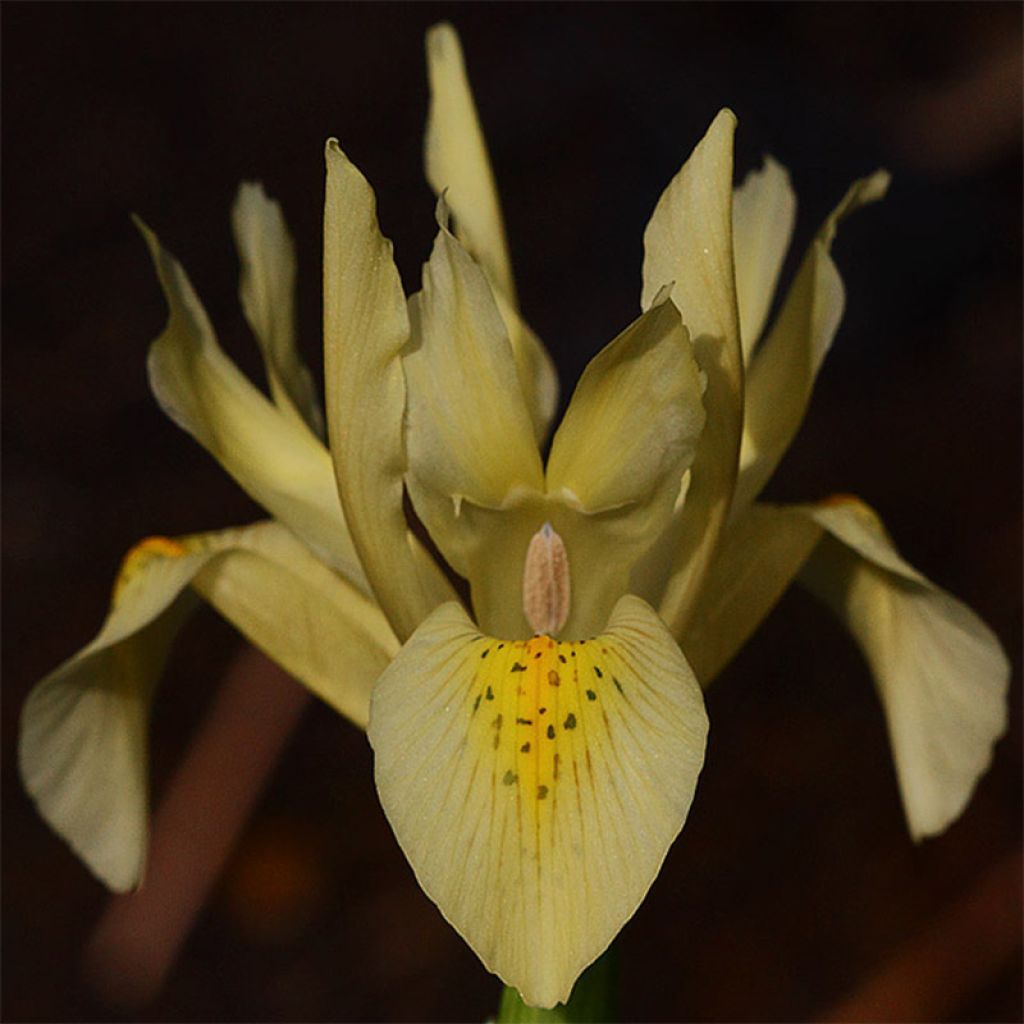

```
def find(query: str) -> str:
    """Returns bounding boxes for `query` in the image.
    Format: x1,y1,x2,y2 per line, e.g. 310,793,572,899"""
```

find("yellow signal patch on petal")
369,596,707,1008
112,536,188,604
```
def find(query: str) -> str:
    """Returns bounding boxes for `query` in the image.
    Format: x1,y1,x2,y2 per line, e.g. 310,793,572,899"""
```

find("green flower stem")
496,947,618,1023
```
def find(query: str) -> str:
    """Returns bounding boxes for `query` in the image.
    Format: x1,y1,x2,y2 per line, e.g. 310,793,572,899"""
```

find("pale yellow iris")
19,20,1008,1014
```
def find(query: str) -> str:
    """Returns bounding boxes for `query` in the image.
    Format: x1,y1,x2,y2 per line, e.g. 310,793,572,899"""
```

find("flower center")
522,522,571,636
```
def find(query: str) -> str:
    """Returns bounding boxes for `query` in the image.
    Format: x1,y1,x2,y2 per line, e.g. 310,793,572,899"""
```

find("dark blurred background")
3,3,1021,1022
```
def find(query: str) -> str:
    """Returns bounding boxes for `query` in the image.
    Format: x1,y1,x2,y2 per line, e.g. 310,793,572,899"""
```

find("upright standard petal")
19,522,398,892
733,170,890,512
732,156,796,362
424,22,558,441
369,596,707,1008
323,142,456,642
138,220,368,593
641,109,743,637
232,181,324,436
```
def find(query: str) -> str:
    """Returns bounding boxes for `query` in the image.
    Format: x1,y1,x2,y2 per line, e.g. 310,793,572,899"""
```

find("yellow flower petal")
545,296,706,637
732,156,796,361
137,219,367,593
684,495,1008,839
546,294,704,516
402,212,545,612
734,170,890,511
231,181,324,436
799,497,1009,840
681,503,821,684
369,596,707,1008
19,522,397,893
640,109,744,636
405,210,544,511
424,22,559,441
323,141,456,642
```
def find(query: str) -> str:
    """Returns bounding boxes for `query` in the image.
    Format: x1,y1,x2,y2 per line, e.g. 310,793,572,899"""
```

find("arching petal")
733,170,890,512
19,522,397,893
369,596,707,1008
138,219,368,594
424,22,558,441
546,295,704,516
324,142,457,642
799,498,1009,840
545,296,706,637
641,109,743,636
732,156,796,361
231,181,324,437
681,496,1008,840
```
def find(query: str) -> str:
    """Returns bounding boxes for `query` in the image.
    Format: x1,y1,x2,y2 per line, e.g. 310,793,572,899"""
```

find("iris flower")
20,22,1008,1011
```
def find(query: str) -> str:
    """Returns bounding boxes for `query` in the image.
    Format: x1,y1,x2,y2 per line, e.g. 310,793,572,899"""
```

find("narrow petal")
424,22,514,309
682,495,1008,839
424,22,558,441
19,522,398,892
732,156,796,361
799,498,1009,840
323,141,457,642
733,170,890,511
137,219,368,593
369,596,707,1008
640,109,744,635
681,503,822,684
231,181,324,436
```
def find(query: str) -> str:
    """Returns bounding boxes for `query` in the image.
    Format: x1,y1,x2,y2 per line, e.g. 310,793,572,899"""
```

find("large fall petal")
19,522,396,892
369,596,707,1008
683,496,1008,839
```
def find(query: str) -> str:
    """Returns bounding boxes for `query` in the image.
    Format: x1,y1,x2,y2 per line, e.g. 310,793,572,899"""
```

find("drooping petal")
640,109,743,635
798,497,1009,840
19,522,398,893
733,170,890,512
424,21,558,441
191,521,399,726
732,156,796,361
138,219,368,593
681,495,1008,839
231,181,324,436
323,142,456,642
369,596,707,1008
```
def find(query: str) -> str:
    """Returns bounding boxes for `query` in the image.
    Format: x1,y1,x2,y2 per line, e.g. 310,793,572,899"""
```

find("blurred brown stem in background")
820,847,1022,1023
83,645,309,1009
